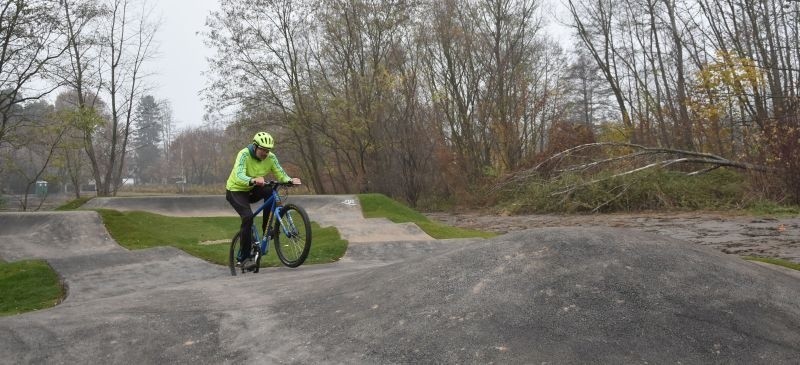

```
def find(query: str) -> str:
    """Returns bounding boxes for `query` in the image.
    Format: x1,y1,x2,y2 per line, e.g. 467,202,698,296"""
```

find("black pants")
226,186,269,260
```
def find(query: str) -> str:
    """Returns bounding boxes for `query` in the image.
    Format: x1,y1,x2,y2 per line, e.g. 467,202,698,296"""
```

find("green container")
35,181,48,197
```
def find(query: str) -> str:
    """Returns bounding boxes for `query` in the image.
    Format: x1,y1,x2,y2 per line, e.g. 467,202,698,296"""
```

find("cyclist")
225,132,301,270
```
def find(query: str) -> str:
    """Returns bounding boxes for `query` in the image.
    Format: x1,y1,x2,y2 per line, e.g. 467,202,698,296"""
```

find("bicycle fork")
274,206,299,238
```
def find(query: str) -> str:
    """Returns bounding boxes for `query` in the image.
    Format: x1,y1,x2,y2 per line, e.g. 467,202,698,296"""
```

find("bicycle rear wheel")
228,232,242,276
273,204,312,268
229,227,261,276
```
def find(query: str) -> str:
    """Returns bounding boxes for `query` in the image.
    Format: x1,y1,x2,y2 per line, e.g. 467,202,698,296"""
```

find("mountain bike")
229,181,311,275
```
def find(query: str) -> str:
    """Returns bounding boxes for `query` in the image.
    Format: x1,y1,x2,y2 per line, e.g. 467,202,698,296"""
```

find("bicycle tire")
229,227,261,276
229,231,242,276
273,204,312,268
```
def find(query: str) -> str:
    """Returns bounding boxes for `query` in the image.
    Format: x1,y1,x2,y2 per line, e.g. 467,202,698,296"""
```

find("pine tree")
133,95,163,184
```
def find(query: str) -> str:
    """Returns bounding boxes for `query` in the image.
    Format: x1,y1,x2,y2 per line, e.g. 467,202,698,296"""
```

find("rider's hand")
252,177,266,186
291,177,302,185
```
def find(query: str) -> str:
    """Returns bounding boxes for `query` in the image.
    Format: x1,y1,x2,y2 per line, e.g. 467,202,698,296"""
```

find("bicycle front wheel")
273,204,312,268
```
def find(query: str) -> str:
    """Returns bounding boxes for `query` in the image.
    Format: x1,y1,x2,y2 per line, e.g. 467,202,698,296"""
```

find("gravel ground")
426,211,800,264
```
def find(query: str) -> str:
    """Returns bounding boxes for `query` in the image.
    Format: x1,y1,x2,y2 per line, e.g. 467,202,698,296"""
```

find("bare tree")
58,0,107,198
103,0,158,196
206,0,327,192
567,0,635,140
53,90,105,198
58,0,158,196
172,125,231,185
422,0,487,180
661,0,694,149
313,0,419,192
475,0,544,173
0,0,66,149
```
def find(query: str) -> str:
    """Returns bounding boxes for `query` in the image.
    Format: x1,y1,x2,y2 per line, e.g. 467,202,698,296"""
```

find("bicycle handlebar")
264,180,299,187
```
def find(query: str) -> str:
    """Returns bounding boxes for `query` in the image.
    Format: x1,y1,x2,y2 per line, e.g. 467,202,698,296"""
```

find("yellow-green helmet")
253,132,274,149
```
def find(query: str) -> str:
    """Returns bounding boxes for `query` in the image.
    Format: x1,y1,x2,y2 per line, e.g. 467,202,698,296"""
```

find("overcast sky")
150,0,219,130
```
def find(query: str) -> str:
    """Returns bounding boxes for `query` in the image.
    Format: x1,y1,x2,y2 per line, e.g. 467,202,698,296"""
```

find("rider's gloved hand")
251,177,266,186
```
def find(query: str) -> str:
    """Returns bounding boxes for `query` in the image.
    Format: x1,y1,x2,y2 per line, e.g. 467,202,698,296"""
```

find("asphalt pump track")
0,195,798,364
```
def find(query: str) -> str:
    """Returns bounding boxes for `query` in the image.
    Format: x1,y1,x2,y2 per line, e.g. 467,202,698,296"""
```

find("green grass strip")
0,260,64,316
55,197,93,211
358,193,495,239
744,256,800,271
745,201,800,217
97,209,347,266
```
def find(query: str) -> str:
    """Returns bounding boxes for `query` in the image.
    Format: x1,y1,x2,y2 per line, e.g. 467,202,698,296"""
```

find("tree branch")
500,142,775,196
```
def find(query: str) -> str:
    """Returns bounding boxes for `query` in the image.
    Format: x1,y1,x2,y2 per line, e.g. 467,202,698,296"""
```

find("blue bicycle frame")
249,187,284,256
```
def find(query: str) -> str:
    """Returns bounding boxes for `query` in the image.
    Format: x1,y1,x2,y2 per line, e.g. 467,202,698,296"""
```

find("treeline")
2,0,798,210
205,0,800,205
205,0,577,205
0,0,159,207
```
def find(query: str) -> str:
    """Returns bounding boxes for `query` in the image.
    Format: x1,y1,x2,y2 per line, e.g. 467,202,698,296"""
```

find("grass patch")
55,197,93,211
745,201,800,217
744,256,800,271
358,193,495,239
0,260,64,316
304,224,348,264
97,209,347,267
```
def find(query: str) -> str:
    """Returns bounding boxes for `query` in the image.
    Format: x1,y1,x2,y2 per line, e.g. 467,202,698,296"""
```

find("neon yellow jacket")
225,145,291,191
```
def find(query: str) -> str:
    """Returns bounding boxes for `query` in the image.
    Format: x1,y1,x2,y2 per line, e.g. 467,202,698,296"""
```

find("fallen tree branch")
538,142,771,172
499,142,774,196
